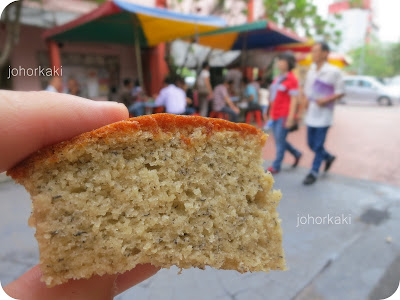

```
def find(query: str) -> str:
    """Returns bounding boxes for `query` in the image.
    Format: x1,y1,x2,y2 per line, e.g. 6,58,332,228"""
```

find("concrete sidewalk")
0,172,11,184
262,105,400,187
0,165,399,300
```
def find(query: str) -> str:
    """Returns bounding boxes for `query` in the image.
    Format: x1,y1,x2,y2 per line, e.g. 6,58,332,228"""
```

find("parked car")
342,76,400,106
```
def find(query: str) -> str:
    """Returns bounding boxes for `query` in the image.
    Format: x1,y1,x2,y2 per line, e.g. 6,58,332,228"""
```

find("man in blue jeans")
303,41,345,185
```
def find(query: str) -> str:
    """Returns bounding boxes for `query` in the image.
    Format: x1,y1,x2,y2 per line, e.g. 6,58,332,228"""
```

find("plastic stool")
246,110,263,127
153,106,165,114
209,111,229,120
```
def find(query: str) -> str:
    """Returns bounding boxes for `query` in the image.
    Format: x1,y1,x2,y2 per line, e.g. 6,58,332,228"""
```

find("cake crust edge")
7,114,267,180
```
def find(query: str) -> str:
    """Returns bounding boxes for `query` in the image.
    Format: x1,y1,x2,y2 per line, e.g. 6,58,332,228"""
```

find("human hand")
1,91,159,299
284,118,295,129
316,98,329,107
232,106,240,114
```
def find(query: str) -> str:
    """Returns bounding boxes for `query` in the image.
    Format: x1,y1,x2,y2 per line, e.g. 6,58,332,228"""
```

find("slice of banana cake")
7,113,285,287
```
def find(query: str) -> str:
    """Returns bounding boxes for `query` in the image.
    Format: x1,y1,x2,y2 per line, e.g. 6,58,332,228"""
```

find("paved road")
1,164,399,300
263,104,400,186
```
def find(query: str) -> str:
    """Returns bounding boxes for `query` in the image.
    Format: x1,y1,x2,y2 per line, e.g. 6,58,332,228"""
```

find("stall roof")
298,52,352,68
273,40,314,53
42,0,226,47
195,20,307,51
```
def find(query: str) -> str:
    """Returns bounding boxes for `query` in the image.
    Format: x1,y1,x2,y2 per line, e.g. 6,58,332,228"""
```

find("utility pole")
243,0,254,81
358,34,366,75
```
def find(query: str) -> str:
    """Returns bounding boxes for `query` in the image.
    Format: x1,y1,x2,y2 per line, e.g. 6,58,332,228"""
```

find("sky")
315,0,400,43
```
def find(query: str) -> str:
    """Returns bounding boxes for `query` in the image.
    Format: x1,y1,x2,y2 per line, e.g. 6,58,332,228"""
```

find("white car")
342,76,400,106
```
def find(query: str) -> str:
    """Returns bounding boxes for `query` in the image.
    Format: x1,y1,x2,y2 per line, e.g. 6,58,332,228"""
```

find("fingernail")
96,101,127,110
95,101,121,107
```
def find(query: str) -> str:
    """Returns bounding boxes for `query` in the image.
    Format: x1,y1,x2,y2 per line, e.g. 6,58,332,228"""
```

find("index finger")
0,90,128,172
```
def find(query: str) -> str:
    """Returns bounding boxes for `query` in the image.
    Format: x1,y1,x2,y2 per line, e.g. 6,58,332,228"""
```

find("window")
345,80,356,86
359,80,372,88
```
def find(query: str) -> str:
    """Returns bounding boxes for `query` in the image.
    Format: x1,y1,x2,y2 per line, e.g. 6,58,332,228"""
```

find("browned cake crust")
8,114,266,180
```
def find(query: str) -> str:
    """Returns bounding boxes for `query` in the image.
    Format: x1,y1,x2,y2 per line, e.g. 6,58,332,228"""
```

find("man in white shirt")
303,42,345,185
155,76,187,115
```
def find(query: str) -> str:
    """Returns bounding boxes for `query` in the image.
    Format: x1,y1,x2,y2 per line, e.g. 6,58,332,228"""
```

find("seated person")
119,78,133,108
243,77,262,111
259,79,272,122
176,77,197,115
155,76,187,115
131,79,144,102
128,79,146,117
212,77,240,123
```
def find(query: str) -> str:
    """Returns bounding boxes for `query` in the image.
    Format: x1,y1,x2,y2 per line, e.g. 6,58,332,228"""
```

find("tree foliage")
388,41,400,76
346,43,395,78
263,0,341,45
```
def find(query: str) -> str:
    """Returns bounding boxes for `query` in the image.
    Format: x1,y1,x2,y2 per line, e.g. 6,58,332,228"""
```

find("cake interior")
24,127,284,286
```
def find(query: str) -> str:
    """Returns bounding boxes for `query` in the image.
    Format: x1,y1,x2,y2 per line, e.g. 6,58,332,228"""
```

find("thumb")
4,264,159,300
4,265,117,300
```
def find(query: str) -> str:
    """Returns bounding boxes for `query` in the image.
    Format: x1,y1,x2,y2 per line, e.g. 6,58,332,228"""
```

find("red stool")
246,110,263,127
153,106,165,114
209,111,229,120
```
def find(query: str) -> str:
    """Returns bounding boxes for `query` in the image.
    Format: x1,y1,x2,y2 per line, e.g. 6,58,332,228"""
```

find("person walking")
266,52,302,174
302,42,345,185
197,62,213,117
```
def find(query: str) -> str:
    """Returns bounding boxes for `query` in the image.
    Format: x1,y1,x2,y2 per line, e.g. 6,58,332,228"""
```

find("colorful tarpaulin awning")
272,40,314,53
42,0,226,47
298,52,352,68
195,20,307,51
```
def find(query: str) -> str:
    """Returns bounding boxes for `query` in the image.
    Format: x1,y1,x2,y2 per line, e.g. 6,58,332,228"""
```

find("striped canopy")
42,0,226,47
195,20,307,51
298,52,352,68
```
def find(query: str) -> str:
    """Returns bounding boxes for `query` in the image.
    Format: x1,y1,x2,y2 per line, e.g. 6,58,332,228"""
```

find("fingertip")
94,101,129,121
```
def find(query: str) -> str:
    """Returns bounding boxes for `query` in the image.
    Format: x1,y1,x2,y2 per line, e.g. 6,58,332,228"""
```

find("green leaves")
262,0,341,45
349,0,363,8
346,42,399,78
388,42,400,76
